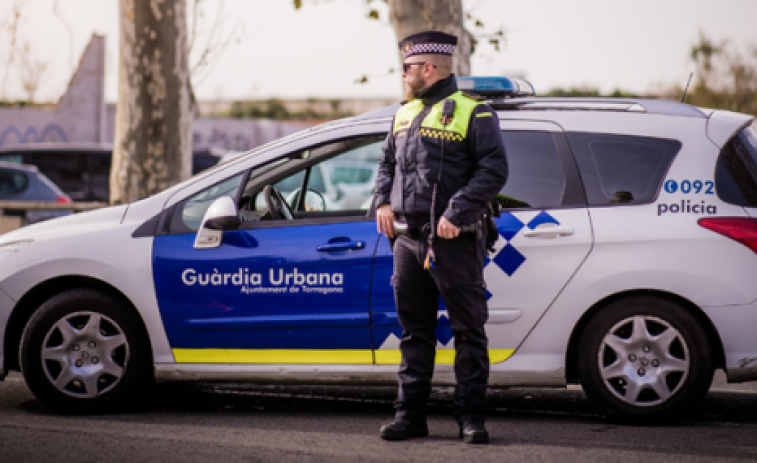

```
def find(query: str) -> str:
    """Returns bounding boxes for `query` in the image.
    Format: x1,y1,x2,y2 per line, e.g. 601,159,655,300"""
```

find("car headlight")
0,240,34,261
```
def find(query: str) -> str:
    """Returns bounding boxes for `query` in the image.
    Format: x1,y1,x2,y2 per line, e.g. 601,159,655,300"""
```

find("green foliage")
0,100,52,108
681,32,757,116
226,98,354,120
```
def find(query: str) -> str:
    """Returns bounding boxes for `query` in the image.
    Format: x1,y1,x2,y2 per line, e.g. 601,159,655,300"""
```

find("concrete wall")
0,34,106,146
103,104,313,153
1,35,393,155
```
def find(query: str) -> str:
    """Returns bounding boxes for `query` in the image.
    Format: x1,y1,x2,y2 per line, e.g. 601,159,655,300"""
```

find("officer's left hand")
437,217,460,239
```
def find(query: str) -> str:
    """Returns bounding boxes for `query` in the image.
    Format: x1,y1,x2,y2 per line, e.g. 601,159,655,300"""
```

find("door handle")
523,225,574,238
317,241,367,252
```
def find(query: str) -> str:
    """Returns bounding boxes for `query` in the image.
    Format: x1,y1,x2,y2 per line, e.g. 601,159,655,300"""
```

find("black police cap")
399,31,458,59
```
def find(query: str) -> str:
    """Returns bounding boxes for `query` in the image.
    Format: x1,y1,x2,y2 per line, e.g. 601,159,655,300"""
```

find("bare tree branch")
1,0,28,100
53,0,76,73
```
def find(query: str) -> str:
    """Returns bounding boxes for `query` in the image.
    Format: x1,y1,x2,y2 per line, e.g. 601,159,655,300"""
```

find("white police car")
1,77,756,422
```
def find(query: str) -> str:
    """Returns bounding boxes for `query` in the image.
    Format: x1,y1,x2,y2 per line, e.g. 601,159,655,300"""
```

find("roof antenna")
680,72,694,103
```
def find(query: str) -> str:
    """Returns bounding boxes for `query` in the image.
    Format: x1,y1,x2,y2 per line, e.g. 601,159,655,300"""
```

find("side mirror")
205,216,241,230
194,196,239,249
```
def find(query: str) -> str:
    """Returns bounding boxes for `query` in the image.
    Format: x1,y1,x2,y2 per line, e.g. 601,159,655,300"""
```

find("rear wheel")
20,289,152,414
577,295,714,422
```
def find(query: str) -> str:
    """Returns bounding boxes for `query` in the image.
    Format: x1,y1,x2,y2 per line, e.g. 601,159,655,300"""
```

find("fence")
0,201,108,234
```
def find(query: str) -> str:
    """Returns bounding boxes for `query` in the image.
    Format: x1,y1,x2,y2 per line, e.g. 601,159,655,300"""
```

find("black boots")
379,419,429,441
459,420,489,444
379,419,489,443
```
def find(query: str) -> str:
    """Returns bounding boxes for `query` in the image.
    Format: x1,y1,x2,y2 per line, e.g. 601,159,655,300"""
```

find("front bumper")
0,284,16,377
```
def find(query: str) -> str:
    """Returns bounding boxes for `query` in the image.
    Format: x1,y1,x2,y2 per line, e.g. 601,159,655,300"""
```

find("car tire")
20,289,152,414
577,295,714,422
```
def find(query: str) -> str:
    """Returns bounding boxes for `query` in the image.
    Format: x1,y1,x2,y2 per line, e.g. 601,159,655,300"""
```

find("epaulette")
461,91,485,101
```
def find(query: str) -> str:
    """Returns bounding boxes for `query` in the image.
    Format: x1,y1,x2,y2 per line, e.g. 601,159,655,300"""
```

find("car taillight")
55,196,72,204
698,217,757,254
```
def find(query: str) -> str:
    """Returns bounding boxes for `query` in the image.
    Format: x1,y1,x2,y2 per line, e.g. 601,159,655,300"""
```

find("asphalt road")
1,370,756,462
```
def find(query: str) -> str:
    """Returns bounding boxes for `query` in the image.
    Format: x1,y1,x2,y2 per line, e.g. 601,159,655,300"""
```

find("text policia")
658,199,717,216
658,179,718,216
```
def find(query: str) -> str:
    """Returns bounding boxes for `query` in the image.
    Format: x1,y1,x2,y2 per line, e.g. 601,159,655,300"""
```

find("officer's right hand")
376,204,396,238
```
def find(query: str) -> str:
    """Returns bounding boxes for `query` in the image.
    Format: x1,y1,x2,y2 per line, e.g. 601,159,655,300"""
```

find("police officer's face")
402,58,431,100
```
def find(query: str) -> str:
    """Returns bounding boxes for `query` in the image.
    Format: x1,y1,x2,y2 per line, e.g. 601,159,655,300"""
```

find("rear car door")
371,120,593,364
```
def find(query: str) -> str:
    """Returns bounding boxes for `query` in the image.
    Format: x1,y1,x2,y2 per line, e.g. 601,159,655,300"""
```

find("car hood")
0,204,129,245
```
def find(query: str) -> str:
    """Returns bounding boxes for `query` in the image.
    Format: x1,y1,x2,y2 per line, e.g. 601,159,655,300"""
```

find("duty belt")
393,219,482,238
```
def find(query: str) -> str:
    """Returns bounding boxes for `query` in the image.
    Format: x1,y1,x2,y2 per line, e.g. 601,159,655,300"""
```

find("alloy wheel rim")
598,315,690,407
40,311,130,399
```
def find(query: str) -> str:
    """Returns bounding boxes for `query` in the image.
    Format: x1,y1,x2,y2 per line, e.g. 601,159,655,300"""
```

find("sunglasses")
403,62,437,73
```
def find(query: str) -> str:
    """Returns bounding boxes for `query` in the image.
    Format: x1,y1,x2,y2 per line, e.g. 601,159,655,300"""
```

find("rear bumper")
702,299,757,383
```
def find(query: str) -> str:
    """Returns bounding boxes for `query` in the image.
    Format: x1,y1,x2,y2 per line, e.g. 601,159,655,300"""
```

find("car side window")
0,168,29,197
238,136,383,220
169,173,246,233
498,131,566,209
568,133,681,206
715,126,757,207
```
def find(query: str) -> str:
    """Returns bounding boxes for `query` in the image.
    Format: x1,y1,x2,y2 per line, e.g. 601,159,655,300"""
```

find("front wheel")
20,289,152,414
577,295,714,422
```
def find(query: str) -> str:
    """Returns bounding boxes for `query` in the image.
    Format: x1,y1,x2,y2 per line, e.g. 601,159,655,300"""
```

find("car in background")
0,144,222,202
0,162,72,224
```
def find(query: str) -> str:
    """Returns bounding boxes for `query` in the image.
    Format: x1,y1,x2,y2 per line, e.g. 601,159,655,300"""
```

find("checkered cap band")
404,43,456,58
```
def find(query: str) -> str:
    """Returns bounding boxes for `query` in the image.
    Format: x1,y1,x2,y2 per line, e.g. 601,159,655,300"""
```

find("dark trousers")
392,232,490,424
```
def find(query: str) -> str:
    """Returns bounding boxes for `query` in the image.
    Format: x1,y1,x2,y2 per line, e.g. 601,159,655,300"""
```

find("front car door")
152,134,387,366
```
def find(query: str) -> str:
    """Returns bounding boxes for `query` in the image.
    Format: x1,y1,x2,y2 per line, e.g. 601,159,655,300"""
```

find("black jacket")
374,75,509,227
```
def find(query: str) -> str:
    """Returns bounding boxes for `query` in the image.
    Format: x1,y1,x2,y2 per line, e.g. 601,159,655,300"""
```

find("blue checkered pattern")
483,210,560,300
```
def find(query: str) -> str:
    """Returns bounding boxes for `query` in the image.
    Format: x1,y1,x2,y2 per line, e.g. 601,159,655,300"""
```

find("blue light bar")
456,76,535,97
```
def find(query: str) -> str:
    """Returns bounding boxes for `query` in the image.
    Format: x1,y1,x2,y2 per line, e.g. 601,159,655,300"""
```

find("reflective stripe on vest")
393,91,482,141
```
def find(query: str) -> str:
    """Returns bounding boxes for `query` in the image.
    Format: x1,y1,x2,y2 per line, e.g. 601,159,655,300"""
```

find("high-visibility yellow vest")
393,91,487,142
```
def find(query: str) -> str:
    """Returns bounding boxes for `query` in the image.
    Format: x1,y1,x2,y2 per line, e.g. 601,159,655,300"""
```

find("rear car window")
568,133,681,206
715,126,757,207
498,131,565,209
0,168,30,197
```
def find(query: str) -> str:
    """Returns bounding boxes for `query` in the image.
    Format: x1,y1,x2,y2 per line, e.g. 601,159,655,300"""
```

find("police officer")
374,31,508,444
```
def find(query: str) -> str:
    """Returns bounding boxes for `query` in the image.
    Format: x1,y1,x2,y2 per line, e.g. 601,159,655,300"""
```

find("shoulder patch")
461,91,485,101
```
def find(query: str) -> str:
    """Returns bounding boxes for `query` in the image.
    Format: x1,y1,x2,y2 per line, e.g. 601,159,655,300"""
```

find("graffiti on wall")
0,124,68,146
193,129,254,152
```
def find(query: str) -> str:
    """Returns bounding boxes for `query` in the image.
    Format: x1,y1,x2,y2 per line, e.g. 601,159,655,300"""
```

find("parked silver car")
0,162,72,225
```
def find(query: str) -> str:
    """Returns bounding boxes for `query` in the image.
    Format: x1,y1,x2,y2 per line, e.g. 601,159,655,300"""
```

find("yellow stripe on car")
374,349,514,365
173,348,515,365
173,349,374,364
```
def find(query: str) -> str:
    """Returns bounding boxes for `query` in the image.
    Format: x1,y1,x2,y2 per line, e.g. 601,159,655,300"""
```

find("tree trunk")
111,0,192,205
387,0,470,77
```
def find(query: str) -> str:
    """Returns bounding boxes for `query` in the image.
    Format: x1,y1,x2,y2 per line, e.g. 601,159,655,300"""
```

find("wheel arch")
564,289,726,383
4,275,154,374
